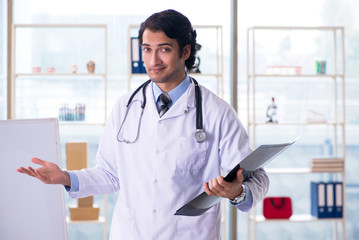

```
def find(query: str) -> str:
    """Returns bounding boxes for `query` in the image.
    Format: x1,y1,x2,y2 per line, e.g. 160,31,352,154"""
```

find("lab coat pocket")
177,136,207,171
115,205,136,237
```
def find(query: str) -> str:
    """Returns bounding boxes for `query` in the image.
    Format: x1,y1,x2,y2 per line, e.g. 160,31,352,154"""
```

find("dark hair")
138,9,197,71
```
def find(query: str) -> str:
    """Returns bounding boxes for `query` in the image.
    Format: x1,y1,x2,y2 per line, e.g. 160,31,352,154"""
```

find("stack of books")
310,157,344,172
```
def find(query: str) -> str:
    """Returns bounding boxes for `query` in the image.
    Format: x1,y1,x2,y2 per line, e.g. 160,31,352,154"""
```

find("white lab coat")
69,81,269,240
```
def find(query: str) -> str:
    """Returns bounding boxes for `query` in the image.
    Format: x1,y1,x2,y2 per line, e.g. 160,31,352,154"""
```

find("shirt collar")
152,72,191,109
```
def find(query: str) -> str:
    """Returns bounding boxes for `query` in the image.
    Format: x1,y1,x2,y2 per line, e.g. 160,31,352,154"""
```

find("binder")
334,182,343,218
140,61,146,73
131,37,141,73
310,182,326,218
139,51,146,74
325,182,334,218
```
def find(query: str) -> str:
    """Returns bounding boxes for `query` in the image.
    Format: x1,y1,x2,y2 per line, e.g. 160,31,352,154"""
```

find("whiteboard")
0,118,67,240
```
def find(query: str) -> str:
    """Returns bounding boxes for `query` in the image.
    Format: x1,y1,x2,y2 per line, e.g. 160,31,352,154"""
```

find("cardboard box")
66,142,88,170
69,206,100,221
78,196,93,207
66,142,99,219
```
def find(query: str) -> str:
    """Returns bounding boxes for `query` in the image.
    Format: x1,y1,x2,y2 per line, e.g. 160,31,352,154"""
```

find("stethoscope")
117,77,206,144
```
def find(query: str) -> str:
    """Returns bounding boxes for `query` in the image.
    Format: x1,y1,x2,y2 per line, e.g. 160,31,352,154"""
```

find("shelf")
248,26,344,31
266,168,312,174
250,214,344,223
128,73,224,79
189,73,223,78
16,73,106,77
266,168,344,174
59,121,105,126
249,74,344,78
128,73,147,77
66,216,106,225
14,23,107,28
248,122,345,126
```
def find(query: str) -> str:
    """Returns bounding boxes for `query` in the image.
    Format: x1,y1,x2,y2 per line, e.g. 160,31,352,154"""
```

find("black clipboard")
174,138,297,216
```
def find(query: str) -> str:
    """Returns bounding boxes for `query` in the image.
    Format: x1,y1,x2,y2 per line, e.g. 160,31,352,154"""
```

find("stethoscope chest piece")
195,129,206,143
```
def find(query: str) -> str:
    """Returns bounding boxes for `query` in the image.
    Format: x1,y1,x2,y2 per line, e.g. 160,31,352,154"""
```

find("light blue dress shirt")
153,73,191,112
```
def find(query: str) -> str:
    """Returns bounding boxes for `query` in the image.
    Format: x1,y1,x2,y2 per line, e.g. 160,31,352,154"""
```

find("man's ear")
182,44,191,60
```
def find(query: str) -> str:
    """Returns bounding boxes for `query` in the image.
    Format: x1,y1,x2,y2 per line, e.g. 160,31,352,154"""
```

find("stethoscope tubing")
118,77,205,143
193,78,203,131
126,79,152,108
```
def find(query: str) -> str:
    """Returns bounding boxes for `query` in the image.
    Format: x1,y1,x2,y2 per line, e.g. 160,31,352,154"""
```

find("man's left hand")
203,168,244,200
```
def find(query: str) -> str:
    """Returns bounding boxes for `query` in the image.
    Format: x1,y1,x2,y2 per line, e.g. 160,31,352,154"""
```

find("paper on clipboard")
174,138,298,216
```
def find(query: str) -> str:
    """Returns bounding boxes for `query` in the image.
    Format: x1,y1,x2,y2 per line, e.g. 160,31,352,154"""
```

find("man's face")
141,29,190,92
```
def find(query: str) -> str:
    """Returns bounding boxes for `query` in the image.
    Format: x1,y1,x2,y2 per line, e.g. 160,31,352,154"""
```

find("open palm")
17,157,70,186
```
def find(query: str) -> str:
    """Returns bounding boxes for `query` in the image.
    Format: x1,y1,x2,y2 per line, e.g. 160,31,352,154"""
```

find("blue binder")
333,182,343,218
310,181,327,218
131,37,141,73
140,60,146,73
139,48,146,74
325,182,335,218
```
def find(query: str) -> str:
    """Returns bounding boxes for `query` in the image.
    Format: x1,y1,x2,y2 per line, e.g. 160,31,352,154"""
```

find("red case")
263,197,292,219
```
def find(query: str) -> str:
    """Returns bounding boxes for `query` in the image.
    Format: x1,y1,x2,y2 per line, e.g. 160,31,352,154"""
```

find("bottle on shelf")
266,97,278,123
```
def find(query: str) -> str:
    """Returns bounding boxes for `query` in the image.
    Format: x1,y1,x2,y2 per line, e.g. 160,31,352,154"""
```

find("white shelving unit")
10,24,108,125
127,24,224,98
247,26,345,240
10,24,109,240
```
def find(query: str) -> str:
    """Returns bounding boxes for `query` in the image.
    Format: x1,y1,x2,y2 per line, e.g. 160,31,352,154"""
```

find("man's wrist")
229,185,243,201
62,170,71,187
230,184,246,204
65,171,79,192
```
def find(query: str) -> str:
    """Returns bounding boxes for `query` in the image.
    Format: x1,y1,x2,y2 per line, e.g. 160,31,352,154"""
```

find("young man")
18,9,269,239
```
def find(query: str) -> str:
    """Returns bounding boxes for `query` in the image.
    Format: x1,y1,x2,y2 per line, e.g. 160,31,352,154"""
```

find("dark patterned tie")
159,93,172,117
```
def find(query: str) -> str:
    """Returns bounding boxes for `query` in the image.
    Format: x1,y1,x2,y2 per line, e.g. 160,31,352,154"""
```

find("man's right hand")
17,157,71,186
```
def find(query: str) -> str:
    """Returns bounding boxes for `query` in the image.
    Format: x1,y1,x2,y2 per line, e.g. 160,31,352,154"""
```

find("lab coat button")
153,209,157,214
154,179,158,184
